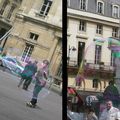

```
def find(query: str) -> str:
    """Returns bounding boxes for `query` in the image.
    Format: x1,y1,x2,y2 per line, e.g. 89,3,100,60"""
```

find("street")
0,69,62,120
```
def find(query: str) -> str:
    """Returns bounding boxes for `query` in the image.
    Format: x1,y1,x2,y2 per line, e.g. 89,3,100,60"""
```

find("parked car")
0,56,24,75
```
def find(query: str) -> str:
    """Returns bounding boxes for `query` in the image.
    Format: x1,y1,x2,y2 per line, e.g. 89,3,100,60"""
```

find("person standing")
116,111,120,120
22,60,38,90
26,59,49,107
86,108,98,120
99,100,120,120
18,61,32,88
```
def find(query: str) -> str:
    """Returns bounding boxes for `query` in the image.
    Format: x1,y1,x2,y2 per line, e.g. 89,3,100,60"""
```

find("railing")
67,60,115,70
84,63,115,72
67,60,115,78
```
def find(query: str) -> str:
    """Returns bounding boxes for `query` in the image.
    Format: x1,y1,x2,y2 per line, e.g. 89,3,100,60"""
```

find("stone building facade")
0,0,22,50
67,0,120,97
1,0,62,88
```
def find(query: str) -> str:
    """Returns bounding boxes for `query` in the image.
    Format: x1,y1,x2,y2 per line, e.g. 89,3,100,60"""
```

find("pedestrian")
22,60,38,90
86,108,98,120
17,61,32,88
116,111,120,120
26,59,49,107
99,100,120,120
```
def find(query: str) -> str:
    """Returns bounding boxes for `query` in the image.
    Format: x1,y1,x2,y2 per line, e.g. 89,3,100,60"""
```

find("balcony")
67,60,115,78
67,60,79,75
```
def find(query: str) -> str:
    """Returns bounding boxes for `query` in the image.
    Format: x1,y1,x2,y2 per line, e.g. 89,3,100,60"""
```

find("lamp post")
67,45,76,65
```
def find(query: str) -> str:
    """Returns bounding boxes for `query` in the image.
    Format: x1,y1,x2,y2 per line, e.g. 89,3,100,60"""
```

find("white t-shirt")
99,107,120,120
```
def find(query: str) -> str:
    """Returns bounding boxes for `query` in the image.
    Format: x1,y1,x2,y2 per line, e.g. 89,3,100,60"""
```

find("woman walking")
26,59,49,107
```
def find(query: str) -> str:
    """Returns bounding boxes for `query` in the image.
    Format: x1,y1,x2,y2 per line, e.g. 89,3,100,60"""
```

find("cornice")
67,8,120,27
16,13,62,31
10,34,50,50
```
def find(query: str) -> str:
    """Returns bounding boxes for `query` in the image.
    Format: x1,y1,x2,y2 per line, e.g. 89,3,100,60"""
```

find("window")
56,61,62,78
79,20,86,31
0,1,8,15
96,24,103,34
67,19,69,29
97,1,104,14
93,79,99,88
112,5,119,18
95,45,101,64
112,27,118,38
29,32,39,41
78,42,85,66
7,5,16,19
79,0,87,10
21,44,34,62
111,51,115,66
67,0,70,7
40,0,52,17
6,58,16,64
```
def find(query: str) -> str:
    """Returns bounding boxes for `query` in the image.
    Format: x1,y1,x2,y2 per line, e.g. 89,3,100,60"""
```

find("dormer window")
79,0,87,10
67,0,70,7
112,5,119,18
97,1,104,14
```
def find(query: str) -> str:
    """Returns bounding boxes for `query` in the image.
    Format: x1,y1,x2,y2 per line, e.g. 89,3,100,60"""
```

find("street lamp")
67,45,76,65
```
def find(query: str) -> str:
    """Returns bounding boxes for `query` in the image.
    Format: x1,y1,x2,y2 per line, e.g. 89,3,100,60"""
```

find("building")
2,0,62,88
0,0,22,50
67,0,120,112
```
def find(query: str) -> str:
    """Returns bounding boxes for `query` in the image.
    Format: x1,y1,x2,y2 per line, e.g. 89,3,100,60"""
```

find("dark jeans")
23,78,32,90
30,80,43,105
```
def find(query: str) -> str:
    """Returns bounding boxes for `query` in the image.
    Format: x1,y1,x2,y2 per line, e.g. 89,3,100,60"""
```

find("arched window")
112,5,119,18
97,1,104,14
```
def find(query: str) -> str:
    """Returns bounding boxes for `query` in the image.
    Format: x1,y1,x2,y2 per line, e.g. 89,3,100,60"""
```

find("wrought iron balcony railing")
67,60,115,78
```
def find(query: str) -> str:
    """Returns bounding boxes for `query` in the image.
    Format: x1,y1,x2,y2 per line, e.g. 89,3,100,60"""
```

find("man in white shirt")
116,111,120,120
99,100,120,120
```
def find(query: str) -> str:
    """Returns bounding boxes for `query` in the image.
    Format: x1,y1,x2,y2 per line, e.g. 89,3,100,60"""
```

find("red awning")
67,87,76,94
67,87,84,105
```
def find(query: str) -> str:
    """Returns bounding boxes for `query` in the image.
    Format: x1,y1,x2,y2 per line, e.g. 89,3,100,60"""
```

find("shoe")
26,102,36,108
22,86,28,90
22,87,27,90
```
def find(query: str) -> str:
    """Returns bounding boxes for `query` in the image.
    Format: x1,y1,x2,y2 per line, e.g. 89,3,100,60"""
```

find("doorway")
78,42,85,66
